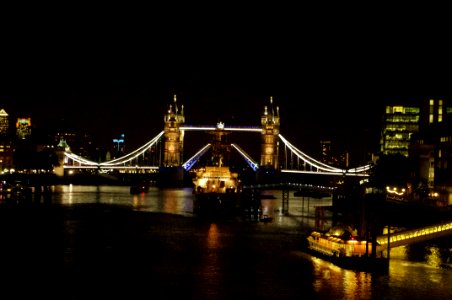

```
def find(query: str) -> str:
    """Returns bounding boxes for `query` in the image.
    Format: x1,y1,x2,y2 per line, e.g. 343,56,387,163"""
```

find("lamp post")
113,134,125,153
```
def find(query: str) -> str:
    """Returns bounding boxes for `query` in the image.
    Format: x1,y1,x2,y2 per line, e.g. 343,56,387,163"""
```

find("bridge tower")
163,94,185,166
258,96,280,182
54,138,70,177
159,95,185,186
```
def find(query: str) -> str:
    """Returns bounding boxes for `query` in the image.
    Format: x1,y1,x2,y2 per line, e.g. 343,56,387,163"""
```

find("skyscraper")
411,98,452,191
0,109,9,137
16,118,32,139
380,105,420,157
0,109,12,171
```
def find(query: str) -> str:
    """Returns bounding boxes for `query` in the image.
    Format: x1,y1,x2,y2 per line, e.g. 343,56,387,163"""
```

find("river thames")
1,185,452,299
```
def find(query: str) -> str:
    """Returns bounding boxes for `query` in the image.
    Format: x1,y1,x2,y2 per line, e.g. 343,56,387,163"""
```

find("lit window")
393,106,404,113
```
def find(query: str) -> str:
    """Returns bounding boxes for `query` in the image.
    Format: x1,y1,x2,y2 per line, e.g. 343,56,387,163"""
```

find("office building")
16,118,32,139
0,109,9,137
380,105,420,157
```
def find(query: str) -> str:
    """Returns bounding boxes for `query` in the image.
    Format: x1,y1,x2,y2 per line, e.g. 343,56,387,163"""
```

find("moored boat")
305,226,388,272
191,122,242,216
192,166,241,215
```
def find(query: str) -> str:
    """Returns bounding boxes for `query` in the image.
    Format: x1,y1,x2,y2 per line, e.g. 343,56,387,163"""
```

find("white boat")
192,166,241,215
191,123,242,215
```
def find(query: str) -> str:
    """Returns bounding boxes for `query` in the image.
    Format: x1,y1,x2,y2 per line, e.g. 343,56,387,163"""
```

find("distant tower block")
163,95,185,166
260,96,280,169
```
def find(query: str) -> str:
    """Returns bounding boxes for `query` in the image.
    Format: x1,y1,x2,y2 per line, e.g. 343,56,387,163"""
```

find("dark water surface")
1,185,452,299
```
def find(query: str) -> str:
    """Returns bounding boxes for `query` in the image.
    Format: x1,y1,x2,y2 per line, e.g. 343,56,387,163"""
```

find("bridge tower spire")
163,94,185,166
260,96,280,174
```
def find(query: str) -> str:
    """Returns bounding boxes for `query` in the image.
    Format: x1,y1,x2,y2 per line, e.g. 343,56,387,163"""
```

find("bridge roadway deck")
376,221,452,248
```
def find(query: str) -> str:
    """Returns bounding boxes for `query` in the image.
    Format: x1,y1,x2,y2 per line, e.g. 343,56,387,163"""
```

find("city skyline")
0,88,443,167
2,7,451,162
1,57,449,162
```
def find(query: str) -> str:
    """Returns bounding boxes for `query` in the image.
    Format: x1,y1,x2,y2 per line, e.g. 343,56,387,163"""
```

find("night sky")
1,5,451,164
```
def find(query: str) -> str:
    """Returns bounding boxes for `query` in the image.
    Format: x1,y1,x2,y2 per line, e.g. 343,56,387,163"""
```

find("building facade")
16,117,32,139
0,109,13,171
0,109,8,137
410,99,452,205
380,105,420,157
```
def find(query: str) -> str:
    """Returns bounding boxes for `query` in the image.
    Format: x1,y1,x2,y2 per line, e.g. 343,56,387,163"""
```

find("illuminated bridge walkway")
376,221,452,249
63,125,371,177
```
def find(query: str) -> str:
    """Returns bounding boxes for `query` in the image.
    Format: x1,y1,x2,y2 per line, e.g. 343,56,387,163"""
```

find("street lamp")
113,134,125,152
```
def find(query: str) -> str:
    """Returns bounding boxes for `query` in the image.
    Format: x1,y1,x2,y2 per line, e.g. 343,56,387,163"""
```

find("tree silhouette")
369,154,415,189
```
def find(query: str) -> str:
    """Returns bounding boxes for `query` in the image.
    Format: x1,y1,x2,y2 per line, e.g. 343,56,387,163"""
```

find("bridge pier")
301,196,310,216
157,166,186,187
282,188,289,215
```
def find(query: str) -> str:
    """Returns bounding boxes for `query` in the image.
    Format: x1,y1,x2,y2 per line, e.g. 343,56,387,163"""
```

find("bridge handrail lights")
182,143,259,171
242,182,336,190
64,165,159,170
180,125,262,132
65,152,99,166
278,134,372,174
281,169,370,177
63,125,372,175
65,131,164,167
280,134,346,172
99,131,164,165
377,221,452,246
279,134,345,172
182,144,212,171
231,143,259,171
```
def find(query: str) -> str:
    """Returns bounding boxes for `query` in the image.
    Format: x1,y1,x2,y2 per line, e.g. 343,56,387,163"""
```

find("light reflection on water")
298,246,452,299
53,185,195,216
43,185,452,299
306,253,373,299
201,223,222,298
52,185,333,224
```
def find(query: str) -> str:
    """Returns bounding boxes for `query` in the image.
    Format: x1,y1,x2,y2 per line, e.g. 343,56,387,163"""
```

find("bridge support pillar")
282,188,289,215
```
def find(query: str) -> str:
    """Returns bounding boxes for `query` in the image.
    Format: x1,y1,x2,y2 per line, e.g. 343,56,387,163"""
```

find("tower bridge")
59,95,371,182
